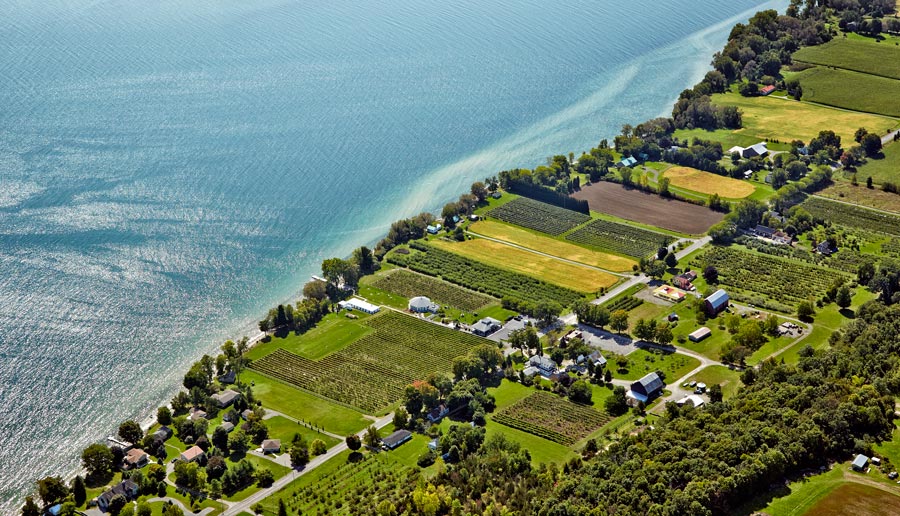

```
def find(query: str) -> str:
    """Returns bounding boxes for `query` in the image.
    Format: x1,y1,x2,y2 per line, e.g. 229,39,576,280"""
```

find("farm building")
754,225,776,238
529,355,558,376
676,395,705,408
472,317,501,336
653,285,686,303
338,297,381,314
759,85,776,95
628,372,664,404
382,429,413,450
211,389,240,408
852,454,869,472
616,156,638,168
408,296,438,313
705,289,729,315
728,142,768,159
689,327,712,342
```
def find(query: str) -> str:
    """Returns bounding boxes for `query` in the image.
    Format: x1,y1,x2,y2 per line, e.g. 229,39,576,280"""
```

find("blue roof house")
705,289,729,316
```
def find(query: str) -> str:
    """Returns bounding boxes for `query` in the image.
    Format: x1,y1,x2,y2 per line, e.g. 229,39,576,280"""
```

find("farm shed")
628,372,664,403
705,289,729,315
759,85,776,95
852,454,869,471
382,429,413,450
339,297,381,314
689,327,712,342
676,395,705,408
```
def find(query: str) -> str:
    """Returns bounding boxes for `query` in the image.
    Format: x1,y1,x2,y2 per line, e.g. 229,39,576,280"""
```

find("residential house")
189,409,207,421
628,372,664,404
754,225,777,239
408,296,437,313
179,446,205,463
705,289,729,316
689,327,712,342
218,370,236,384
219,422,235,433
428,438,440,451
817,241,837,256
522,366,540,378
426,404,449,423
672,270,698,291
653,285,686,303
153,426,172,441
528,355,558,376
472,317,501,337
97,480,139,512
728,143,768,159
241,409,254,421
588,350,607,368
852,454,869,472
382,429,413,450
616,156,639,168
772,230,792,245
426,223,443,234
211,389,240,408
261,439,281,454
123,448,149,470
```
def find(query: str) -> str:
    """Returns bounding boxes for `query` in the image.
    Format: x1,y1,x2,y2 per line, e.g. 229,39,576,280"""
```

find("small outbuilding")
382,429,413,450
852,454,869,472
689,327,712,342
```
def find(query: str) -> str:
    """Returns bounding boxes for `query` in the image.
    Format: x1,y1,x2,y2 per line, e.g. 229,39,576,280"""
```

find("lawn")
430,238,618,292
874,421,900,469
662,166,756,198
794,66,900,118
263,415,340,449
711,91,898,144
685,365,742,400
469,219,637,272
242,370,370,435
673,128,792,152
612,348,700,382
793,37,900,80
857,140,900,186
245,313,372,361
743,466,845,516
817,183,900,213
223,454,291,502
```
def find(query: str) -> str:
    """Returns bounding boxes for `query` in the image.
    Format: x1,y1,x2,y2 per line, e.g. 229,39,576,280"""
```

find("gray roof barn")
631,372,664,399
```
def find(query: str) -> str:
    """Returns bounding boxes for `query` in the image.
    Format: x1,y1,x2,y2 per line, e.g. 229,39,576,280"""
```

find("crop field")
250,311,485,413
663,166,756,198
817,183,900,213
566,218,675,258
712,92,898,144
802,482,900,516
802,197,900,237
793,38,900,80
388,242,593,308
485,197,590,236
699,246,846,310
372,269,494,311
468,220,636,272
571,182,724,234
492,392,610,446
604,295,643,312
794,67,900,118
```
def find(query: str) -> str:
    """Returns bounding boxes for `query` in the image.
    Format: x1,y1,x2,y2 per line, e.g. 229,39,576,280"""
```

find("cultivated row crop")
699,246,846,309
603,295,643,312
250,311,485,413
372,269,494,312
388,242,584,309
802,197,900,237
486,197,590,236
566,219,674,258
492,392,610,446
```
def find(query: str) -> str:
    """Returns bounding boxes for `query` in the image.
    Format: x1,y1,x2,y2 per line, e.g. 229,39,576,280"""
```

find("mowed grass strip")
663,166,756,198
712,92,898,144
795,67,900,118
793,38,900,80
469,220,636,272
430,238,618,293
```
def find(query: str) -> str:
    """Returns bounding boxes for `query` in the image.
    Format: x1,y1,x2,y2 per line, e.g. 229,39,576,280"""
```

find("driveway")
577,325,638,355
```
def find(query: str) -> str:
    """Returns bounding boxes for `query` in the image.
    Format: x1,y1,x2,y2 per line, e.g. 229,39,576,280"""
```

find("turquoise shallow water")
0,0,786,508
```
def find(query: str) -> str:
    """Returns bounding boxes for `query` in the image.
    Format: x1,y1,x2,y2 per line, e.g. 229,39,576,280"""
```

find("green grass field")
793,37,900,80
673,128,792,152
712,92,899,144
246,313,372,361
857,140,900,186
223,454,291,502
612,348,700,382
685,365,742,400
242,370,370,435
795,67,900,118
263,415,340,449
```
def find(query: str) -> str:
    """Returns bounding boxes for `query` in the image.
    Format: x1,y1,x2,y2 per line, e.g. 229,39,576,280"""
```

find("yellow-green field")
857,139,900,186
793,38,900,80
817,183,900,214
469,220,636,272
712,92,898,144
430,238,618,292
663,166,756,198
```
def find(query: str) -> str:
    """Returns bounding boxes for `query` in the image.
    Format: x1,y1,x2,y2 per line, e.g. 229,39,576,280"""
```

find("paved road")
221,413,395,516
465,230,630,277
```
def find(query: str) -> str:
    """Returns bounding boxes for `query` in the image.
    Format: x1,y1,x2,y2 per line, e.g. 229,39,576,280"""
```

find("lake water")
0,0,786,508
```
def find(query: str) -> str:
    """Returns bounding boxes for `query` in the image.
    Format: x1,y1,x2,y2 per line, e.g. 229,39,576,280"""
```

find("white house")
408,296,437,313
338,297,380,314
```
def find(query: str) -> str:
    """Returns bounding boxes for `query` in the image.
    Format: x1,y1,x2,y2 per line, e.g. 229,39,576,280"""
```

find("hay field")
663,166,756,198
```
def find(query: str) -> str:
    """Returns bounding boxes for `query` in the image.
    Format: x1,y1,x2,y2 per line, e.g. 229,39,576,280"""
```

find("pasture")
430,238,618,292
817,183,900,214
612,348,700,382
686,366,742,400
491,391,611,446
371,268,494,311
571,182,724,234
485,196,590,235
250,310,486,414
795,67,900,118
792,37,900,80
663,166,756,198
857,140,900,186
712,92,898,144
469,219,636,272
565,218,674,259
388,242,586,308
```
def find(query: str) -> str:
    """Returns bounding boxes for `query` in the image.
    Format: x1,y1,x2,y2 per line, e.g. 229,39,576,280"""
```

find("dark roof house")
212,389,240,408
382,429,413,450
426,404,449,423
97,480,139,512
